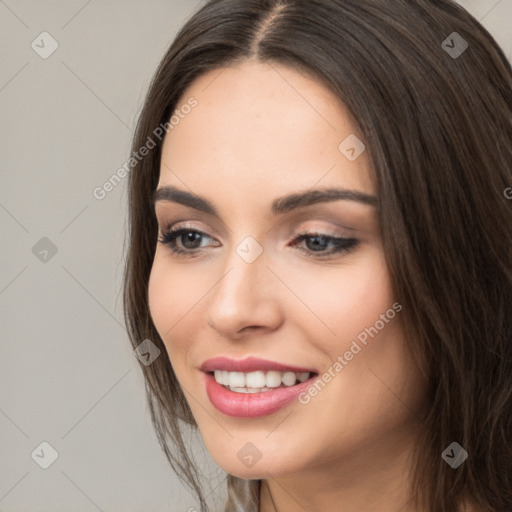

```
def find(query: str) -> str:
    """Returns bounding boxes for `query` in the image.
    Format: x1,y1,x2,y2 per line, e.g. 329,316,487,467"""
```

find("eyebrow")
152,185,378,215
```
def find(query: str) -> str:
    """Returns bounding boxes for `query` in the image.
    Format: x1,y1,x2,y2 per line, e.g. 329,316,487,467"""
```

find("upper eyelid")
157,213,358,232
154,204,364,233
160,222,349,239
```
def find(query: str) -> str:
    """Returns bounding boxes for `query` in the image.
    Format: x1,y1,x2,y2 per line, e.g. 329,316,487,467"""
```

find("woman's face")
148,59,426,480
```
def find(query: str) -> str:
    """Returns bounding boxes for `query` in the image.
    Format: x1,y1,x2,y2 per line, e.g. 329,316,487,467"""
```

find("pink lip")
203,372,318,418
200,356,317,374
200,357,319,418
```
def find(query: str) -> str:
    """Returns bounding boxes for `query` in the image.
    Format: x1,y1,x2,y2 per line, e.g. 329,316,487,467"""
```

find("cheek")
282,248,395,348
147,256,196,360
319,252,408,389
336,255,397,345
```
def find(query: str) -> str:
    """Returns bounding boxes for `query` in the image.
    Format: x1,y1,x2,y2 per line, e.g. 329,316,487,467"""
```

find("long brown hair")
122,1,512,510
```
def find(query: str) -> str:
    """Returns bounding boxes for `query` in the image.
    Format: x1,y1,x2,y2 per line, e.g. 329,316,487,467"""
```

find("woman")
122,1,512,510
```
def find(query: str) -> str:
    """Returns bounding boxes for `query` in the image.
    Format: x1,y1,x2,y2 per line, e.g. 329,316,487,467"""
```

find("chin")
206,439,302,481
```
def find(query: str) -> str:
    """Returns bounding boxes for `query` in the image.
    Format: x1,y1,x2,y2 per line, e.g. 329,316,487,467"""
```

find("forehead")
159,59,374,204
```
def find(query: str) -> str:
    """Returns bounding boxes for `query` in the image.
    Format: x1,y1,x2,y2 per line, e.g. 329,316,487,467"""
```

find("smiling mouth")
208,370,318,393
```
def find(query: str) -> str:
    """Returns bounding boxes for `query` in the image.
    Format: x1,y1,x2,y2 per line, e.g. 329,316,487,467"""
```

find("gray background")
0,1,511,511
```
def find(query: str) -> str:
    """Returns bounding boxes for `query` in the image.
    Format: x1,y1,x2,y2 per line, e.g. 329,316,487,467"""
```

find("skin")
148,59,431,511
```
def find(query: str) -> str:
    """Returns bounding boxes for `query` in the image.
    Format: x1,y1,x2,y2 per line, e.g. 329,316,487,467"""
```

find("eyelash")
157,224,359,260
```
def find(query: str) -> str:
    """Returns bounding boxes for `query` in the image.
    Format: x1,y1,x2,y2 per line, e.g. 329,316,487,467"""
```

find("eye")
157,226,359,259
157,226,217,256
289,231,359,259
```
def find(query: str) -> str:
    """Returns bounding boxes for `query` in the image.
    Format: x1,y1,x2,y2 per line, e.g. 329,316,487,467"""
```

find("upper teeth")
214,370,310,389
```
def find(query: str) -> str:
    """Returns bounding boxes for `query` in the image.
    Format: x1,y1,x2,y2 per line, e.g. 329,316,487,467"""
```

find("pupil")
183,232,200,248
308,236,327,251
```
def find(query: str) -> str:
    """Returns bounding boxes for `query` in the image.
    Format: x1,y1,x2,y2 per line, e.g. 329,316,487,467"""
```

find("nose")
206,243,284,338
